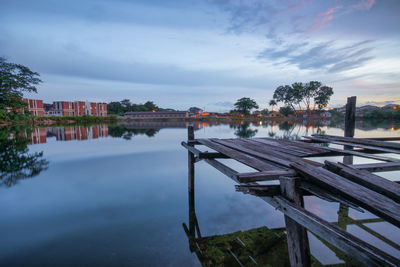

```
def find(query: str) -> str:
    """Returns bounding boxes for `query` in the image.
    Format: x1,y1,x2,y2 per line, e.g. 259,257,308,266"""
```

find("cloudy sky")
1,0,399,111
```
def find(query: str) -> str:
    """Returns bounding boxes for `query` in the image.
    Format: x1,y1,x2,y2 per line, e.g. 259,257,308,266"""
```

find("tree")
260,108,269,115
271,81,333,116
0,57,42,110
234,97,259,115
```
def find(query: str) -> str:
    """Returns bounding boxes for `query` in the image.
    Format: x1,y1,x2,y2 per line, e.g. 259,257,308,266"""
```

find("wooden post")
280,176,311,267
188,125,195,237
340,97,356,225
344,96,356,138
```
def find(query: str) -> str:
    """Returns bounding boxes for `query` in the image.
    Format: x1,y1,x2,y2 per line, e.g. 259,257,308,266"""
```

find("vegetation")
35,115,117,124
272,81,333,116
233,97,259,115
363,109,400,120
0,125,48,187
107,99,163,115
0,57,41,122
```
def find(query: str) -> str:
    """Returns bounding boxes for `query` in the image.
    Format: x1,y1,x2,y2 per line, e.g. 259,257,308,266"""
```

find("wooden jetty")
182,97,400,266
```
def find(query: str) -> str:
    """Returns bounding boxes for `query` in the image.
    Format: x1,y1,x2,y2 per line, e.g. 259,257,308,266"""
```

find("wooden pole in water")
280,176,311,267
187,125,195,238
339,96,357,229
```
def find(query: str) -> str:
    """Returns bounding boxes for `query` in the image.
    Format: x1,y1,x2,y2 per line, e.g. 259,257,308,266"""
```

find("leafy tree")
144,101,158,111
272,81,333,116
232,122,258,138
234,97,259,115
0,57,41,120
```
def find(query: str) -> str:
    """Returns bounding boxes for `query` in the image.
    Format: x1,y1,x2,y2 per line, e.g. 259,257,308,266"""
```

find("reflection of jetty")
182,97,400,266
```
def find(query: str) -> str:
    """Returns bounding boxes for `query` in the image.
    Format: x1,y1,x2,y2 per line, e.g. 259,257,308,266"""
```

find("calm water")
1,120,400,266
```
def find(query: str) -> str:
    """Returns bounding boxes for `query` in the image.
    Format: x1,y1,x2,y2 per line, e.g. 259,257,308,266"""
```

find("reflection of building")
29,128,47,144
124,111,188,119
23,98,45,116
48,125,108,141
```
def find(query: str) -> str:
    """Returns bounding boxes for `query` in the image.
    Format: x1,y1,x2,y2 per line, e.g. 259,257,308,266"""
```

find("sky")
1,0,399,111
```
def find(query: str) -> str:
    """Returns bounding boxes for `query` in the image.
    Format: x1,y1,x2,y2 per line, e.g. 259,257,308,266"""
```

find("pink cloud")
350,0,376,11
308,6,342,32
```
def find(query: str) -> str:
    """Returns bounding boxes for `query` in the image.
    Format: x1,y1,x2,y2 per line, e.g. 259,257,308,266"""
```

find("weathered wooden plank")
352,162,400,172
314,134,400,151
204,158,239,183
308,136,400,155
291,161,400,227
246,138,308,156
279,176,311,267
197,139,277,171
212,138,293,167
266,196,400,267
302,137,400,162
362,137,400,141
237,169,296,183
325,161,400,203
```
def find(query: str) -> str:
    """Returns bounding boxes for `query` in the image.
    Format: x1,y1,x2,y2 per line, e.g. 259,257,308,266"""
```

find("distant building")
23,98,45,116
188,107,203,117
124,111,188,119
50,101,107,117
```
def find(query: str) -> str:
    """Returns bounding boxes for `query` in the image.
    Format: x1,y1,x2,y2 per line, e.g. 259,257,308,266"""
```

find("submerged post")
280,176,311,267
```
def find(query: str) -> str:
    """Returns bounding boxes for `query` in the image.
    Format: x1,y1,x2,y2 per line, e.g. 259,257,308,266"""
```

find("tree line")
107,99,163,115
232,81,334,117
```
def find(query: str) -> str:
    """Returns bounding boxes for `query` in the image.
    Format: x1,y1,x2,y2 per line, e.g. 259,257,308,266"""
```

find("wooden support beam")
181,142,228,159
204,158,240,183
291,161,400,228
352,162,400,172
314,134,400,151
279,176,311,267
266,196,400,267
236,169,296,183
324,161,400,203
309,135,400,154
302,138,399,162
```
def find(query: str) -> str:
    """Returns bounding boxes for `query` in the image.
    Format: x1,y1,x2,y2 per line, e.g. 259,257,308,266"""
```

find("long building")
124,111,188,119
52,101,107,117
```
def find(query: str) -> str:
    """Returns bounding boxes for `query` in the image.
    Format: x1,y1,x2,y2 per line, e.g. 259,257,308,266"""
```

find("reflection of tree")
233,122,258,138
108,125,159,140
0,127,48,187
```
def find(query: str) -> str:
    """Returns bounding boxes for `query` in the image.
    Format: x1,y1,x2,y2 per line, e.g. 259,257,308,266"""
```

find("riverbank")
0,115,118,127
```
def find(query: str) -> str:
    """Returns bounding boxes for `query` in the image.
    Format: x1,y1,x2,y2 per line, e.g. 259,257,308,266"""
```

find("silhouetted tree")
234,97,259,115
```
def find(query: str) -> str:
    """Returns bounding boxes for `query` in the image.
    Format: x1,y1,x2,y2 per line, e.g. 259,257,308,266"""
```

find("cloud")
349,0,376,11
308,6,342,32
257,39,375,73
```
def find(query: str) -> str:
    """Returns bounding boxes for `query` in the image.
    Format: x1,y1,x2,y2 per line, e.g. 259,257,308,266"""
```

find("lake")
1,120,400,266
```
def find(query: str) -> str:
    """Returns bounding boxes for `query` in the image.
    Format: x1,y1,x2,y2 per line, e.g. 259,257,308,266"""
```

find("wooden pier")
182,97,400,266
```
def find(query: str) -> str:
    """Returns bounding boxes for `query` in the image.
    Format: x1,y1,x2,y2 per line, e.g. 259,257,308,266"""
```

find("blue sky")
1,0,399,111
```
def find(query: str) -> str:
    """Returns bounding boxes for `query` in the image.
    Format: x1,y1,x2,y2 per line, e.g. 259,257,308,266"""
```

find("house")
188,107,203,117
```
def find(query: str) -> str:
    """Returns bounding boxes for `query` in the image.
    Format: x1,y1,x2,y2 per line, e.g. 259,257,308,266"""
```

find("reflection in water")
183,149,290,266
108,125,159,140
231,121,258,138
0,126,48,187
